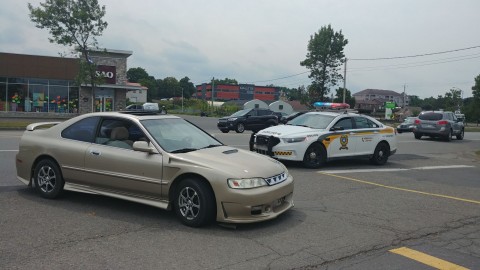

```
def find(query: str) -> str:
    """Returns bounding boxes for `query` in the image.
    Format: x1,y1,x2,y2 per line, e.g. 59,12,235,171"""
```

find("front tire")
220,129,229,133
235,123,245,133
33,159,64,199
370,142,390,165
302,143,326,169
174,178,216,227
414,132,422,139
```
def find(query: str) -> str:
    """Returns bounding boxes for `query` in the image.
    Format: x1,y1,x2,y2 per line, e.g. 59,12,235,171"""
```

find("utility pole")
211,77,215,114
343,57,347,104
403,84,407,108
181,87,184,112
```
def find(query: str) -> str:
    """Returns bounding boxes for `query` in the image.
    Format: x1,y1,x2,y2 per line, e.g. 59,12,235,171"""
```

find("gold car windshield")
142,118,222,153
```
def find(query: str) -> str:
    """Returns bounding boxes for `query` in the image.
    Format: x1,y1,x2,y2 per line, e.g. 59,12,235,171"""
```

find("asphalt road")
1,115,479,269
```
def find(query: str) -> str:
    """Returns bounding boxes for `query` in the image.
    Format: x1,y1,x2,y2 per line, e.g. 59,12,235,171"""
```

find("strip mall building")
0,49,143,115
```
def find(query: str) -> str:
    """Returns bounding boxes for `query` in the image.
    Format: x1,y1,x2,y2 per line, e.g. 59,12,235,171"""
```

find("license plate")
421,124,434,128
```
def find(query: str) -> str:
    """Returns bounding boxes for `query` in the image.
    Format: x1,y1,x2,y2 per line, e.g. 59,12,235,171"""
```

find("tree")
300,24,348,102
465,74,480,122
179,77,196,99
333,87,355,108
28,0,108,108
213,78,238,85
127,67,150,83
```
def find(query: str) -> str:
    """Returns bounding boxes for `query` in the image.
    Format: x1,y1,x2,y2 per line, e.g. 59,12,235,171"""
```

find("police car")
252,110,398,168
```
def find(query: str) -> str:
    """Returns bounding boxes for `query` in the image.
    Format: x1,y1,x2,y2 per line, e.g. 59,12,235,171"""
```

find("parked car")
413,111,464,141
280,111,307,124
396,117,417,133
252,111,398,168
125,103,160,112
217,108,279,133
15,112,294,227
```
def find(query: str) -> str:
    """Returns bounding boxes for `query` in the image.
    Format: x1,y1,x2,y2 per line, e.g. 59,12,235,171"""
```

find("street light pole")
181,87,184,112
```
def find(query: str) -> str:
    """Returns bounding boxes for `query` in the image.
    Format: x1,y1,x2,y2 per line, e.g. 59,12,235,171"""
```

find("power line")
349,45,480,61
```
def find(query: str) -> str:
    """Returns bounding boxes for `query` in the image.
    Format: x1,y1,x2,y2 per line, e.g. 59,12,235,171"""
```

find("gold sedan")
15,112,294,227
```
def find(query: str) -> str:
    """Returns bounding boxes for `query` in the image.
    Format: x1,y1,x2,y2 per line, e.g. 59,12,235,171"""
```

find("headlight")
228,117,238,121
282,137,306,143
228,178,267,189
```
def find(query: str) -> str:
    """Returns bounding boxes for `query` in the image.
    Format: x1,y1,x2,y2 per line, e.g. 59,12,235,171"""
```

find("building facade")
195,83,280,102
0,49,143,115
353,89,410,112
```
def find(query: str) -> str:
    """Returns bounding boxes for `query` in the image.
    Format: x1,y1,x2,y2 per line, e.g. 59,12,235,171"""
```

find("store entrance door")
94,89,114,112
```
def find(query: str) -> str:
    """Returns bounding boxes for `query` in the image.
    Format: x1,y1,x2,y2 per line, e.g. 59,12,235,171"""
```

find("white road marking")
320,165,475,174
0,150,18,152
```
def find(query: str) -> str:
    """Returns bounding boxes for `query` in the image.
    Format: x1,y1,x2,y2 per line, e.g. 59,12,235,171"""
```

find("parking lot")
1,115,479,269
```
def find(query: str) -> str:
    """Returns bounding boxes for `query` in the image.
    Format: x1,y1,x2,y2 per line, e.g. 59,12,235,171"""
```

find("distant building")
125,82,147,103
353,89,410,112
195,83,280,102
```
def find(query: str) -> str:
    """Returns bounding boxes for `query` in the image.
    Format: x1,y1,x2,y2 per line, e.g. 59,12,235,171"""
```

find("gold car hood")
169,146,285,178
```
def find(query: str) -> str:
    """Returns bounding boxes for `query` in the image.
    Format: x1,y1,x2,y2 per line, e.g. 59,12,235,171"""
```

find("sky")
1,0,479,99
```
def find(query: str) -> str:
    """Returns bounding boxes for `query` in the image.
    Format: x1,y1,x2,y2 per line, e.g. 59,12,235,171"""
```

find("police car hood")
257,125,323,137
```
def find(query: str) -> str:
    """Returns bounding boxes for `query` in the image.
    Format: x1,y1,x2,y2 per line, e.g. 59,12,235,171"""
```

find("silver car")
15,112,294,227
413,111,464,141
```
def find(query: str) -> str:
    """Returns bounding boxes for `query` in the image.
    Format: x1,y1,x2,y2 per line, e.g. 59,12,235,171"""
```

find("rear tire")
302,143,326,169
370,142,390,165
414,133,422,139
456,129,464,140
444,129,452,142
33,159,64,199
174,178,216,227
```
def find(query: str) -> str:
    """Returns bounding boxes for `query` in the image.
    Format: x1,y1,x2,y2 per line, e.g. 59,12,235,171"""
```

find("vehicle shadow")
15,186,306,234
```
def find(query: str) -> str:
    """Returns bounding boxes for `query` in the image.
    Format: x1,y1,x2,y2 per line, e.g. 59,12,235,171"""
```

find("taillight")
414,119,420,124
438,120,448,125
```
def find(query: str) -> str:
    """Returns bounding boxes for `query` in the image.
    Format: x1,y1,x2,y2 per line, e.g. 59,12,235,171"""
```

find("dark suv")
413,111,464,141
217,108,279,133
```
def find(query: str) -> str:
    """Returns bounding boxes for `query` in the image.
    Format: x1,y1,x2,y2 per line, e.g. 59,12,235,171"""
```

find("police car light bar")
313,102,350,109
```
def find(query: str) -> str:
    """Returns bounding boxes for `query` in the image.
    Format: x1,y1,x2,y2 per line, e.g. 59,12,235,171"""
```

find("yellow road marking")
319,172,480,205
390,247,469,270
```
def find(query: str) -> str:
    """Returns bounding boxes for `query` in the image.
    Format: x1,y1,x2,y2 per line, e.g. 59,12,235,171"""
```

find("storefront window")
68,86,79,113
30,84,48,112
7,83,27,112
0,83,6,111
49,79,69,86
29,78,49,85
49,85,69,113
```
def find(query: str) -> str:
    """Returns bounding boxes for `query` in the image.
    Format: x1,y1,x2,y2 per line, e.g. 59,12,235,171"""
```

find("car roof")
81,111,180,121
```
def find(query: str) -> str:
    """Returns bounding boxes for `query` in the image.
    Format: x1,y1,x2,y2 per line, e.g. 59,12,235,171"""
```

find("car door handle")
90,150,101,156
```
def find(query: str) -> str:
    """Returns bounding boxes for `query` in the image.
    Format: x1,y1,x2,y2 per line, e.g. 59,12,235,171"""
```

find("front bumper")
218,175,294,223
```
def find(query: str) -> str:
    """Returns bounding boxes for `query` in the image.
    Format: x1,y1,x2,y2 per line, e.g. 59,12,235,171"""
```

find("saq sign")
96,65,116,84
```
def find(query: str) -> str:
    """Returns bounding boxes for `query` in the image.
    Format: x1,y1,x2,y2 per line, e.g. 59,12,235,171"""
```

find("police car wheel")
302,143,326,169
370,142,389,165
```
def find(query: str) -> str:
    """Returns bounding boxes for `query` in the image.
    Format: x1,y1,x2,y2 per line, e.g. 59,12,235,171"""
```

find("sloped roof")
353,89,401,97
285,100,310,111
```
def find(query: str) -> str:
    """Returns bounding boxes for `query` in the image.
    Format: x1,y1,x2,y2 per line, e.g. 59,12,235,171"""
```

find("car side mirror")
133,141,157,154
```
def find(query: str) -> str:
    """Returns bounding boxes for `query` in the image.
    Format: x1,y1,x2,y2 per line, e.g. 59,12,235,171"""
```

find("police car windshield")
288,114,336,129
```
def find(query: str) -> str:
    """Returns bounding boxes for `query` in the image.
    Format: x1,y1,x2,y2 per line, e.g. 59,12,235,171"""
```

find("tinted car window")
419,113,442,121
333,118,353,130
354,117,378,129
61,116,99,142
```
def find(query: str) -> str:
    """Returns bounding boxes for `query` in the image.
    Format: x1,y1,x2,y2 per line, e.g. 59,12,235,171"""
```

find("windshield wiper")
201,144,222,149
295,124,311,128
170,148,198,153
